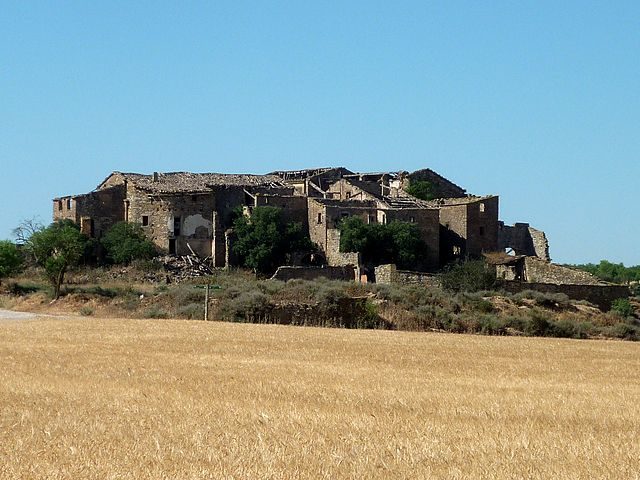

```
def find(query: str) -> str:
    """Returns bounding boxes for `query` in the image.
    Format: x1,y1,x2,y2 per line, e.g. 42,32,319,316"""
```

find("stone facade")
52,166,549,275
498,222,550,261
270,265,357,282
437,196,499,265
374,264,440,287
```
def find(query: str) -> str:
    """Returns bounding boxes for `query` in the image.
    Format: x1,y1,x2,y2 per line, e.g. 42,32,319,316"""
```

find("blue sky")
1,1,638,265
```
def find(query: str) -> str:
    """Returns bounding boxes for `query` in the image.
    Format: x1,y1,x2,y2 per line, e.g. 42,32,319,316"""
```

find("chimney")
153,172,159,182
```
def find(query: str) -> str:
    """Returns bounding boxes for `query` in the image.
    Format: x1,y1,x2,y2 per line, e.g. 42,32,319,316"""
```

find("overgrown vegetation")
440,259,497,292
101,222,157,265
568,260,640,284
2,267,637,340
232,207,314,275
405,179,437,201
26,220,88,299
0,240,23,285
338,217,429,270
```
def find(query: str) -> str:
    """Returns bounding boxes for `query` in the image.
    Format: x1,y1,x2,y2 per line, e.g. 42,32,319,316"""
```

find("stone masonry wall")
270,265,357,282
374,264,441,287
498,222,550,261
523,257,601,285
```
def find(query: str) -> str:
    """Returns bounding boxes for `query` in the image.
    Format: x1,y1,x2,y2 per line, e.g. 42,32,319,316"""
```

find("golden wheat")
0,316,638,479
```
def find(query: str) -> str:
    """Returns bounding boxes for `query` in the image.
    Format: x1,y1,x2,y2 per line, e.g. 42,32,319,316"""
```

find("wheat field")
0,316,638,479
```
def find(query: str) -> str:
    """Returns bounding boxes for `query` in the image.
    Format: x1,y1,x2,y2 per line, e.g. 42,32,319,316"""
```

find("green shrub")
220,290,270,322
143,307,169,319
101,222,156,265
176,303,204,320
610,298,633,318
440,260,496,293
524,310,552,337
603,323,639,341
0,240,23,283
79,306,94,316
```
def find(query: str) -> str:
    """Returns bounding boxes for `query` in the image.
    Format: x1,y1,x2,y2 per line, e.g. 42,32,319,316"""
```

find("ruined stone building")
53,167,547,271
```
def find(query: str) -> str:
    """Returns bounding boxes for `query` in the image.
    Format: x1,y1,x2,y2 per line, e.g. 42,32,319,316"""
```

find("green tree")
232,207,313,275
101,222,157,264
568,260,640,284
440,259,497,293
28,220,88,299
0,240,23,285
405,180,437,201
338,217,428,270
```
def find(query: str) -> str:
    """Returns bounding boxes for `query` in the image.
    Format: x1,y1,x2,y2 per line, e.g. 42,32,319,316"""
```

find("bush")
176,303,204,320
219,290,270,322
610,298,633,318
440,260,496,293
143,307,170,319
524,311,552,337
603,323,639,341
79,306,94,316
101,222,156,265
0,240,23,283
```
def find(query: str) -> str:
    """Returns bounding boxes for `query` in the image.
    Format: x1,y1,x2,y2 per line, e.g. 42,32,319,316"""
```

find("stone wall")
439,197,499,264
53,184,126,239
374,264,440,287
254,194,308,228
498,222,550,261
270,265,357,282
127,185,217,257
500,281,630,311
522,257,601,285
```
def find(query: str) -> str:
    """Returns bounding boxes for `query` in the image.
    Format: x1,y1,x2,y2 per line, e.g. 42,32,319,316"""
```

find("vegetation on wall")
405,180,437,201
338,217,428,270
232,206,314,275
101,222,157,265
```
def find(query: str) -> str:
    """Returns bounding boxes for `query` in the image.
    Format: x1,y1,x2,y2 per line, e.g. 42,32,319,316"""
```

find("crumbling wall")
438,197,499,264
523,257,601,285
374,264,440,287
270,265,356,282
498,222,550,261
254,194,308,228
53,184,126,238
126,187,216,257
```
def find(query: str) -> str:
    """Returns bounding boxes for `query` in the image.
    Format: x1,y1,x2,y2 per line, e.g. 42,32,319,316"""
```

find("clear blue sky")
1,1,638,265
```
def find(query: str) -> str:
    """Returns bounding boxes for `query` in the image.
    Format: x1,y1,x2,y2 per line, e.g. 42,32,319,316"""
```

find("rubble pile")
157,254,214,281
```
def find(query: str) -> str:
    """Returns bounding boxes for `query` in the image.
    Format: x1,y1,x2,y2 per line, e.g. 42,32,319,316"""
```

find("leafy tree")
405,180,437,201
568,260,640,284
338,217,428,270
101,222,157,264
28,220,88,299
0,240,23,285
440,259,497,293
232,207,313,275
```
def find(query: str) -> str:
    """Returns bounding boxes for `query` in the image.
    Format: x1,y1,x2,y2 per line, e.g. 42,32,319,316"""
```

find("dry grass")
1,317,639,479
